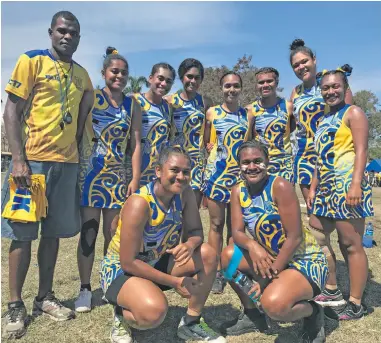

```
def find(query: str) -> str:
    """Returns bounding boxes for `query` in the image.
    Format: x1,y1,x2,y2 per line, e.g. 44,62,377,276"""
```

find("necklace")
53,60,74,130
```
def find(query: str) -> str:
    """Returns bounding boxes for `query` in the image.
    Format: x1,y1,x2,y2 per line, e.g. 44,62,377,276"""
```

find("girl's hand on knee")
248,243,275,279
175,276,200,299
167,243,194,267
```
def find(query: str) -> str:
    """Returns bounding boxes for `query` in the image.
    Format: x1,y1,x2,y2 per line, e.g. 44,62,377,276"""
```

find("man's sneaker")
32,291,75,321
220,308,268,336
314,288,346,308
177,316,226,342
211,271,226,294
337,301,365,321
111,310,134,343
2,301,27,339
301,302,325,343
75,289,92,313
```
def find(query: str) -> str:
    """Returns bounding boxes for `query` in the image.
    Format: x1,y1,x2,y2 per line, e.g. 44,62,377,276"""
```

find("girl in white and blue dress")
75,47,142,312
134,63,176,186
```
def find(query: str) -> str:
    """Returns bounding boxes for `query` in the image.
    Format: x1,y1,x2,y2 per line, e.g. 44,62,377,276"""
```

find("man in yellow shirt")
1,11,94,339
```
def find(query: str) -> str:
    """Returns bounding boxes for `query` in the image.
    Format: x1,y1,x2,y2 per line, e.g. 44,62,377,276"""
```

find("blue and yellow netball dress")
135,93,171,186
236,176,328,293
101,181,182,293
292,84,327,185
79,89,133,208
250,98,294,183
312,104,374,219
202,106,249,203
169,91,206,190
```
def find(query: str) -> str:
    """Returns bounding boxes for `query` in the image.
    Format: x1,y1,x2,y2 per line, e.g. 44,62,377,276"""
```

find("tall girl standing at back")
289,39,356,309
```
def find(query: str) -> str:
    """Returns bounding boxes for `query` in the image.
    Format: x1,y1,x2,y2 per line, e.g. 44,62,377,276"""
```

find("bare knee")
220,245,234,270
133,297,168,329
261,293,291,321
200,243,218,270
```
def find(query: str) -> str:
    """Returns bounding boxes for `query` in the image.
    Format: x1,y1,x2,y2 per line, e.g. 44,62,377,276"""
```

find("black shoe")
221,309,268,336
3,301,28,339
337,301,365,321
211,271,226,294
301,302,325,343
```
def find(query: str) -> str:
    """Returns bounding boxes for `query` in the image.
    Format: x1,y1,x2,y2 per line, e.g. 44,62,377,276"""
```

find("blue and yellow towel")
2,174,48,223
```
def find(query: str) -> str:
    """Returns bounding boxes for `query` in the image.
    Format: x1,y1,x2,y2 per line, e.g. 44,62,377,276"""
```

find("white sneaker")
74,289,92,313
111,310,134,343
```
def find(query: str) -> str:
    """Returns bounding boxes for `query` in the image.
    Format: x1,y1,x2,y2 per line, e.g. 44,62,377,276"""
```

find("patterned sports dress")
134,93,171,186
202,106,249,203
292,84,327,185
312,104,374,219
250,98,294,183
237,176,328,293
169,91,206,190
100,181,183,293
79,89,133,208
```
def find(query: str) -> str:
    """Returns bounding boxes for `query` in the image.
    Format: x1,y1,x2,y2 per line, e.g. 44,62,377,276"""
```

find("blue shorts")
1,161,80,241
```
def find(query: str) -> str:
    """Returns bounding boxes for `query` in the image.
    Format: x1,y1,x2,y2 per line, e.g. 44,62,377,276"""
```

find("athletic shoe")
301,302,325,343
3,301,27,339
211,271,226,294
314,288,346,307
177,316,226,342
220,308,268,336
111,310,134,343
32,291,75,321
337,301,365,320
75,289,92,313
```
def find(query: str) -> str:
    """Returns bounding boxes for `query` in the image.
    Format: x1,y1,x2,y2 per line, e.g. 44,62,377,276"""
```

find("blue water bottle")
231,270,260,302
362,222,374,248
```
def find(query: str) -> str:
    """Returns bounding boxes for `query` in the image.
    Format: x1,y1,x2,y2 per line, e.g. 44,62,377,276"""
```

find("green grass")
1,181,381,343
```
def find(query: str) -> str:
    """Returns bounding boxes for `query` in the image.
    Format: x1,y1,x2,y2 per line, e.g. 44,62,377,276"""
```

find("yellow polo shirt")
5,49,93,163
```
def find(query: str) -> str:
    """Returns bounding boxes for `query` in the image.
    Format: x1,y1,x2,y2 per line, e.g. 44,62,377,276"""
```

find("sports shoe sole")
314,299,347,307
110,332,136,343
75,306,92,313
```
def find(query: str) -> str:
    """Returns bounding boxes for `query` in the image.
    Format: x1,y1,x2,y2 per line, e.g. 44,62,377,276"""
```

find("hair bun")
105,46,118,56
290,39,305,51
341,64,353,74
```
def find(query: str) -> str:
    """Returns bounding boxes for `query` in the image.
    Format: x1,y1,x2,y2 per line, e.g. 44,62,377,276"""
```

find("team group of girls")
74,38,374,343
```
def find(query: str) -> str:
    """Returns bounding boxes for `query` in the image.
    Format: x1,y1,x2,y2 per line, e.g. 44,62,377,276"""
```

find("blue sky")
2,1,381,105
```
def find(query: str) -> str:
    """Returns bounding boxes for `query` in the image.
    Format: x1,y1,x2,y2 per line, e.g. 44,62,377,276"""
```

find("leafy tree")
353,90,379,114
353,90,381,160
199,54,283,107
123,76,148,95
